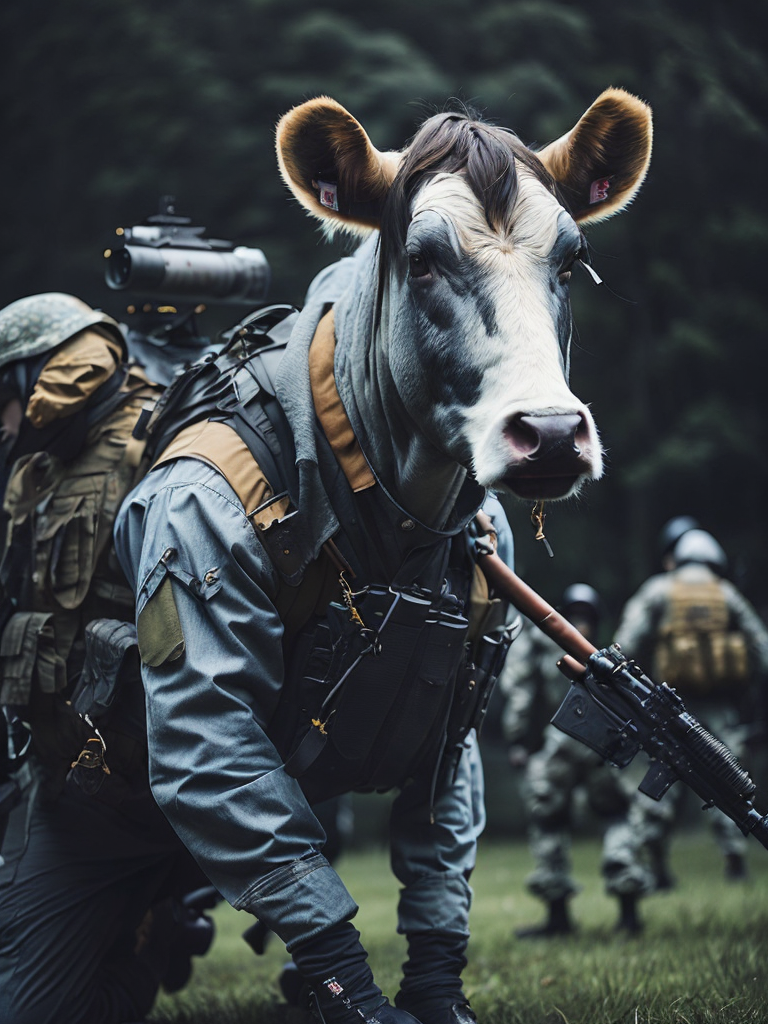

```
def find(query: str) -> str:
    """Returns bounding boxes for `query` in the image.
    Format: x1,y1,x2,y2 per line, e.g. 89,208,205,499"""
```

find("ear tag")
578,260,603,286
589,176,613,204
318,180,339,212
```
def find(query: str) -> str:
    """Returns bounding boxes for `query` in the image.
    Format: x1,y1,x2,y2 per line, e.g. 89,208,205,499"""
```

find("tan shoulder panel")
153,419,280,520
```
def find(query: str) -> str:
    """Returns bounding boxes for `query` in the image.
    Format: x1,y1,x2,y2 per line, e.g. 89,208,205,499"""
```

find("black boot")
725,853,748,881
615,894,643,935
515,896,574,939
397,1001,477,1024
291,920,417,1024
395,931,473,1024
162,886,217,993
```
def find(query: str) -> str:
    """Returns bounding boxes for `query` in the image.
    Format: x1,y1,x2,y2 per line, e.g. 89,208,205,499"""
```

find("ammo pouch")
272,583,472,803
0,612,67,705
66,618,148,803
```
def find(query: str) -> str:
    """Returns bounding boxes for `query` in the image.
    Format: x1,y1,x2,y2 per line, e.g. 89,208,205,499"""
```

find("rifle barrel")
479,551,597,666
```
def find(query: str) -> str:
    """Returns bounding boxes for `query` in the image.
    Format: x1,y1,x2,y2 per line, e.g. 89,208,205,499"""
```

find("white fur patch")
410,171,603,490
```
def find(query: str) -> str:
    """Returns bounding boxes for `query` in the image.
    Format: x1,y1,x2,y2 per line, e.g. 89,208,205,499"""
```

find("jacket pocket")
135,546,221,667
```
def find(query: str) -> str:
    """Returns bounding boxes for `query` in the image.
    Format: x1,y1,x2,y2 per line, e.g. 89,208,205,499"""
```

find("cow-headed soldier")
1,82,652,1024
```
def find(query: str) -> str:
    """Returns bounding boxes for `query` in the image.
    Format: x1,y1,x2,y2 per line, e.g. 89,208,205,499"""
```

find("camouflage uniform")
615,558,768,868
0,294,161,801
500,623,654,904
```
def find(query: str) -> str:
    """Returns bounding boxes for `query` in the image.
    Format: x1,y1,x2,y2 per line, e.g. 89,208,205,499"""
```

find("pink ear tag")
318,181,339,212
589,177,613,204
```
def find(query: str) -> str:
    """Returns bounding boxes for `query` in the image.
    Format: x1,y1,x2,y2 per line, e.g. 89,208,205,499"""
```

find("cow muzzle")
500,412,595,499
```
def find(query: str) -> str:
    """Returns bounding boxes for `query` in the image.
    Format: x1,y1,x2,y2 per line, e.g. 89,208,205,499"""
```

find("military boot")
291,920,419,1024
394,930,475,1024
725,853,748,881
614,894,643,935
515,896,575,939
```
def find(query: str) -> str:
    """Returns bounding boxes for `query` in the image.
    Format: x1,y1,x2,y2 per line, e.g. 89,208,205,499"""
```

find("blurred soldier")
615,529,768,880
500,585,653,937
0,294,215,1020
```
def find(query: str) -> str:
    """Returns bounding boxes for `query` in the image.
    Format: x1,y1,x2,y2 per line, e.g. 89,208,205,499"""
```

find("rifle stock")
478,550,768,851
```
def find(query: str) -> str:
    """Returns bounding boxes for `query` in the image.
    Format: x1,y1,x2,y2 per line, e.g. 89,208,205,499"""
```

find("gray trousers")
0,774,202,1024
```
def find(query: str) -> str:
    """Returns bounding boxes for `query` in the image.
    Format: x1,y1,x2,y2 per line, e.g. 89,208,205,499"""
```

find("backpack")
654,576,750,695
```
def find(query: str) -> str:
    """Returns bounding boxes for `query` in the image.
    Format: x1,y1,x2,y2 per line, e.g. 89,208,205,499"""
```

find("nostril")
504,414,542,459
573,416,591,455
513,413,585,461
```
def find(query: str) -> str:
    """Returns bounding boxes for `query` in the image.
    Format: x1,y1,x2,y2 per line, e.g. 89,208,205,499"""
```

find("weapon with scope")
104,196,270,306
103,197,272,385
477,549,768,851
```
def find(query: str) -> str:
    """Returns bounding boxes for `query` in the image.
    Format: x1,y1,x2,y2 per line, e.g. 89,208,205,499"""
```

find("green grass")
149,833,768,1024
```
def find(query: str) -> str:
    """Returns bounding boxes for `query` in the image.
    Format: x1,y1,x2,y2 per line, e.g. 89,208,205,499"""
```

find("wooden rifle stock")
478,550,596,671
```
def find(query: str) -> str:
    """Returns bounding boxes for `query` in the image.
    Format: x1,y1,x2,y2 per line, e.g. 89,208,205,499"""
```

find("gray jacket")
114,294,511,950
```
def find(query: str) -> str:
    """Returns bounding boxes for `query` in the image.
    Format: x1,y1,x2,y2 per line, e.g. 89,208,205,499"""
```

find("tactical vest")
0,349,160,797
654,576,749,695
129,305,512,803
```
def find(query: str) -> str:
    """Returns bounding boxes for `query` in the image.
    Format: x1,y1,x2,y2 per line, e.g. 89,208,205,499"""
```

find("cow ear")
276,97,402,235
538,88,653,225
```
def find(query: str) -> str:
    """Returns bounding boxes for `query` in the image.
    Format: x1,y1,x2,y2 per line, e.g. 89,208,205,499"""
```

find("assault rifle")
478,549,768,850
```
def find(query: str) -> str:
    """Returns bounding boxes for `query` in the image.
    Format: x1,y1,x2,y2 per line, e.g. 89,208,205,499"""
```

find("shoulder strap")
138,304,299,468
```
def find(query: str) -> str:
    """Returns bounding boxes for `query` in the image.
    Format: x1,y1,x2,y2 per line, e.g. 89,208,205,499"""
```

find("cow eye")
408,253,431,279
558,246,585,285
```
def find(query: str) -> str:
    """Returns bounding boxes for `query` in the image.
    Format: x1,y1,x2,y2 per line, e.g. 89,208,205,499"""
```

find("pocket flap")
137,576,185,667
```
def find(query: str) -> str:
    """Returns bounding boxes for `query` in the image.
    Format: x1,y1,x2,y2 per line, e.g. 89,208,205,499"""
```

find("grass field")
149,832,768,1024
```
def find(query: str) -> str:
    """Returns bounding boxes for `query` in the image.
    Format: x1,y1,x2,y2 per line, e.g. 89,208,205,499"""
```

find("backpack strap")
153,417,339,637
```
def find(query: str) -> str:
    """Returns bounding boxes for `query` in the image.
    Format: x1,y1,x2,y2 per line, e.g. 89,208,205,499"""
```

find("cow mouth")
500,472,582,500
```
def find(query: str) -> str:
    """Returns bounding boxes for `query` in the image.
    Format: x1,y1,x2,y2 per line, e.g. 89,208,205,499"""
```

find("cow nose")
506,413,584,462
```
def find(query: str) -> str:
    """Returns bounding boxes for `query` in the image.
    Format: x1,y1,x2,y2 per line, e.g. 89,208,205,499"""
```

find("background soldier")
0,293,215,1021
500,585,653,937
614,528,768,881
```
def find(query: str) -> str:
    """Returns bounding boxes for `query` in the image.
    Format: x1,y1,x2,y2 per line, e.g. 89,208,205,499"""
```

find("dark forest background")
2,0,767,631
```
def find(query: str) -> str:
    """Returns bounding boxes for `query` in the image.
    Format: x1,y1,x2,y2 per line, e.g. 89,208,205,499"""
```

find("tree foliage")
2,0,767,621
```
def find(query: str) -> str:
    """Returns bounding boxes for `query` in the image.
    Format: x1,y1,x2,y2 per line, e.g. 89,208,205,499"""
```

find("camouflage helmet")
0,293,124,372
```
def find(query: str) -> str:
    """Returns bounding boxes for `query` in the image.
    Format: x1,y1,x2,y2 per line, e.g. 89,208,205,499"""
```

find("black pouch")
67,618,147,802
450,626,515,748
71,620,140,725
280,584,471,801
0,612,67,705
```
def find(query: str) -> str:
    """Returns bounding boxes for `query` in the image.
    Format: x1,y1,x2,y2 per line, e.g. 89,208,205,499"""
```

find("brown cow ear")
538,88,653,225
276,97,402,235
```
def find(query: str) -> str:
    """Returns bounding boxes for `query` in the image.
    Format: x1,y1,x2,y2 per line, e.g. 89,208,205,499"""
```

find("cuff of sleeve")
233,852,359,951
